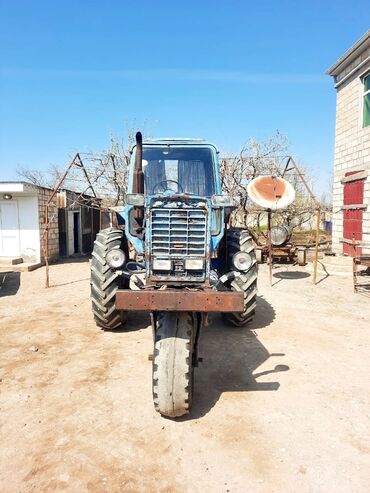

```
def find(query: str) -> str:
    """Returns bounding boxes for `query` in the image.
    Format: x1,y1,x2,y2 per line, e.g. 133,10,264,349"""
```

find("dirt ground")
1,260,369,493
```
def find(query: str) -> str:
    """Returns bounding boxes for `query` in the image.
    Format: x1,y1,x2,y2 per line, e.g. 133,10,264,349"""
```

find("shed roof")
0,181,40,193
0,181,97,199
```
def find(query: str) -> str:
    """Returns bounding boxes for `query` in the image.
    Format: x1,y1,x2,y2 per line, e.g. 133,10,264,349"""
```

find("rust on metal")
249,176,287,202
247,175,295,211
115,289,244,312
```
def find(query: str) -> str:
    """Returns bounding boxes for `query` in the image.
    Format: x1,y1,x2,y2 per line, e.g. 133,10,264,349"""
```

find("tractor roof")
142,138,219,150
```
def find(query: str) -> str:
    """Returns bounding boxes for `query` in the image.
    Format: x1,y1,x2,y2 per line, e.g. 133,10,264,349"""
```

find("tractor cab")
123,139,228,285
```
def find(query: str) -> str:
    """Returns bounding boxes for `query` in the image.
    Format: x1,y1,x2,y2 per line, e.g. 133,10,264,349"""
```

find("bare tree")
16,133,137,208
16,122,158,208
219,132,323,235
17,127,322,231
78,134,132,207
219,132,291,226
16,166,55,188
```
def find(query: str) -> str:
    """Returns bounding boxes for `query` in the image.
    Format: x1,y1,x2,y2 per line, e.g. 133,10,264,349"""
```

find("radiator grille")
150,208,206,257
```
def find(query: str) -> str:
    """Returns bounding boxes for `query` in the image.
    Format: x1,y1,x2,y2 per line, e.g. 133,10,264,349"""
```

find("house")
327,30,370,255
0,182,101,268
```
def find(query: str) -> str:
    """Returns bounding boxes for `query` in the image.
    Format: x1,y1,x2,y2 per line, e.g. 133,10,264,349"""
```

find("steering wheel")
152,179,184,194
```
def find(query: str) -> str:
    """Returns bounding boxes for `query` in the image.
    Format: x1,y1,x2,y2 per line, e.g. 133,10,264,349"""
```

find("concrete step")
0,256,23,265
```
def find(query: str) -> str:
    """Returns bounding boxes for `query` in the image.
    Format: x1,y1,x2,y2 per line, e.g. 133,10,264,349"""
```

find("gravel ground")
0,260,369,493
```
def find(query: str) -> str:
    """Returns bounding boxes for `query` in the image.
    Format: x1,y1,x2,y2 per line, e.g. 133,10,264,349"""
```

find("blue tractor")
90,133,258,417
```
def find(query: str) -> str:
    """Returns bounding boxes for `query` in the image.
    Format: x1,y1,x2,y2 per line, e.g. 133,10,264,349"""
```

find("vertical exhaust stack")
133,131,144,194
133,132,144,232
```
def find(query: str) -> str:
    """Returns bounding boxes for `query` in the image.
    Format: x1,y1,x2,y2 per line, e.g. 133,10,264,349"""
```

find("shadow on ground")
0,271,21,297
273,270,310,280
184,295,288,419
102,295,287,418
104,311,151,333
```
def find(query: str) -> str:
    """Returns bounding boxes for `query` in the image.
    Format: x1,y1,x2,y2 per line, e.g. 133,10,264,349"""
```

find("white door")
0,201,21,257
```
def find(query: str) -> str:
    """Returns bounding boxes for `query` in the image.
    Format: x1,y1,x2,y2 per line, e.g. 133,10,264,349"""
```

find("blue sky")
0,1,369,196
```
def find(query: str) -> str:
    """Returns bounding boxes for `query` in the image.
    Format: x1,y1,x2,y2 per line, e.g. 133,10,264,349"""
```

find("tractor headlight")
126,193,145,206
152,259,172,271
185,259,204,270
106,249,126,269
211,195,234,207
232,251,252,271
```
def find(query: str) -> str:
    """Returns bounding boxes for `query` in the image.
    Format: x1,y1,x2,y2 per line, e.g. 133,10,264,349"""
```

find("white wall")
332,59,370,254
17,195,41,262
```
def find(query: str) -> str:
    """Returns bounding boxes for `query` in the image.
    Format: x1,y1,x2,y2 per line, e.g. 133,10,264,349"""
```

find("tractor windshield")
142,147,215,196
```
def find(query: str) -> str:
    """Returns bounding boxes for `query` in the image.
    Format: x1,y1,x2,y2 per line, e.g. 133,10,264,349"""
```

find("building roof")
326,30,370,78
0,181,40,193
0,181,97,199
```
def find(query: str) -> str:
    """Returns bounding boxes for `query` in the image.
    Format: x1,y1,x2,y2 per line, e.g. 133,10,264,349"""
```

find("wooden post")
352,233,357,293
44,203,50,288
267,210,273,286
284,157,322,286
312,208,321,285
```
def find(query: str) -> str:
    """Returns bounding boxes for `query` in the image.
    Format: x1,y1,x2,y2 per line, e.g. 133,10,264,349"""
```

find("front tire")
152,312,194,418
222,228,258,327
90,227,128,330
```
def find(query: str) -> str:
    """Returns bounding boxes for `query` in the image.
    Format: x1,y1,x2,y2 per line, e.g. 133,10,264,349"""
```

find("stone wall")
332,59,370,254
37,188,59,261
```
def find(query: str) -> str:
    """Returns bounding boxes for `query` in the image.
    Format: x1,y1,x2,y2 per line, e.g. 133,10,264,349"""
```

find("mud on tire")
222,228,258,327
90,227,128,330
152,311,194,418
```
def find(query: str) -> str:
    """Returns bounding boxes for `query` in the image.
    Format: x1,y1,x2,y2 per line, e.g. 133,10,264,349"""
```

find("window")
364,74,370,127
142,147,216,196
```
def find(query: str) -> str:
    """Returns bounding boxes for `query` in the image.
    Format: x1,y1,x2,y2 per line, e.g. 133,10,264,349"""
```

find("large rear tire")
222,228,258,327
90,227,128,330
152,312,194,418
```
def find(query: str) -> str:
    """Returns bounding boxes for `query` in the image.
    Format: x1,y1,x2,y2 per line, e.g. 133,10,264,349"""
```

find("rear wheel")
152,311,194,418
222,228,258,327
90,227,128,330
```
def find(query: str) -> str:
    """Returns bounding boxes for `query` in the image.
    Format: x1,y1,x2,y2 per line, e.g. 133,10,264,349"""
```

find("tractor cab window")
142,147,215,196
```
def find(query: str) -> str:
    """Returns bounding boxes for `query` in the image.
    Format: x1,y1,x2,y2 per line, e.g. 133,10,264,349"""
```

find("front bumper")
115,289,244,312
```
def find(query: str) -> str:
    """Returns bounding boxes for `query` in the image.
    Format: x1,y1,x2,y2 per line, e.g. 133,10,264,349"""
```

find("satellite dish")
247,176,295,210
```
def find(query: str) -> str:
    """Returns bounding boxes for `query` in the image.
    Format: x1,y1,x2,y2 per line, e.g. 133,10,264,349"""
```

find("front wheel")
152,312,195,418
90,227,128,330
222,228,258,327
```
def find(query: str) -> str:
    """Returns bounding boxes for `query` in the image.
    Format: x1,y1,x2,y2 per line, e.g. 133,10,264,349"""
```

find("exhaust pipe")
133,131,144,194
132,132,144,233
